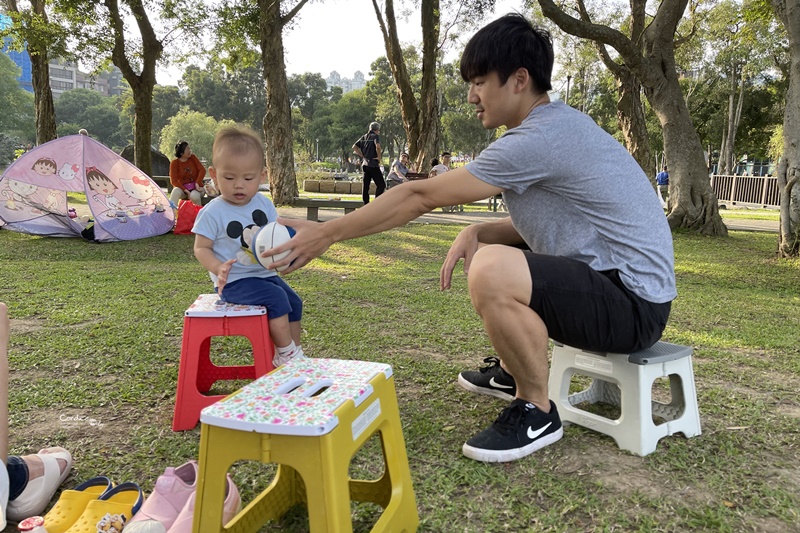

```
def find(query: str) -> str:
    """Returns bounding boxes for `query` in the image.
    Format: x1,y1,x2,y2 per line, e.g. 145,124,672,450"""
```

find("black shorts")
524,252,671,353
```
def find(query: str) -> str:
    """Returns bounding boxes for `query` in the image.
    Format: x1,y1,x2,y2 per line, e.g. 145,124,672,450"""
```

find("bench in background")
152,175,172,192
292,198,364,221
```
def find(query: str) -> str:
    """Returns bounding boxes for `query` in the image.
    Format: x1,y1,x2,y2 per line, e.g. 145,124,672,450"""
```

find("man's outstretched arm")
267,167,503,273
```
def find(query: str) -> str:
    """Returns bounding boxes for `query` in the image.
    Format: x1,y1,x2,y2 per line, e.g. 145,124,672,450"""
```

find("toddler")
193,126,304,366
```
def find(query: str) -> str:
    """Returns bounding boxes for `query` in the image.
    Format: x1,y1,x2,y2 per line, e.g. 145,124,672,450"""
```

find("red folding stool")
172,294,275,431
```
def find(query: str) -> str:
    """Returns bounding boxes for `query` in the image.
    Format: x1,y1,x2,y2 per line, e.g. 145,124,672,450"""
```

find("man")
268,14,676,463
656,165,669,206
387,152,413,189
430,152,462,212
430,152,452,176
352,122,384,204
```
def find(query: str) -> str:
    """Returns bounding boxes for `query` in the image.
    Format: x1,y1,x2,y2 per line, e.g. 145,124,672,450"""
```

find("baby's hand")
216,259,236,293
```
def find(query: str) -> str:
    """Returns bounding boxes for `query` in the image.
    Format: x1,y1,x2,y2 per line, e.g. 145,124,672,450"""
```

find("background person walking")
656,165,669,207
352,122,384,204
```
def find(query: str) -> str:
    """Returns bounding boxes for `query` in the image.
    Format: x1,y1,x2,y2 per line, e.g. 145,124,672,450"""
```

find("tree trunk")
30,52,57,145
731,73,746,167
259,0,299,205
614,68,653,178
719,127,728,175
770,0,800,256
647,74,727,234
417,0,441,169
579,0,649,167
104,0,162,177
6,0,57,145
538,0,727,235
371,0,440,171
132,83,155,176
720,67,736,174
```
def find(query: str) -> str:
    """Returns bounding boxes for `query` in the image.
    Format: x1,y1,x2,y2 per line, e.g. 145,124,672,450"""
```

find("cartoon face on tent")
0,135,174,241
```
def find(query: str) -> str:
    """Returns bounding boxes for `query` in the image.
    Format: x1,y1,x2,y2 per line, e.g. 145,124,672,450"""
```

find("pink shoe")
167,474,241,533
124,461,198,533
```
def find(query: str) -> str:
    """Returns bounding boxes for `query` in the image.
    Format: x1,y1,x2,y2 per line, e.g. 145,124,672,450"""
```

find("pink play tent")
0,135,174,242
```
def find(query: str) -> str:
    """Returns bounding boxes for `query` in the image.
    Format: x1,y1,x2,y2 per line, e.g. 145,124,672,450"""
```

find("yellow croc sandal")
44,476,113,533
62,482,143,533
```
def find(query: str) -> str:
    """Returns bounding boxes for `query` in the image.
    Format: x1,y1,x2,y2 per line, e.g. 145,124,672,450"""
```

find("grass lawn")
1,222,798,532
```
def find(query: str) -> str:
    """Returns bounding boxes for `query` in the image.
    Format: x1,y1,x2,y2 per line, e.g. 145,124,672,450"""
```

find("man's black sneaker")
457,357,517,401
462,399,563,462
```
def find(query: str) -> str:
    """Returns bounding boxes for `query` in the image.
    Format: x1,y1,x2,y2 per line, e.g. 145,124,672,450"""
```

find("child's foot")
273,345,305,367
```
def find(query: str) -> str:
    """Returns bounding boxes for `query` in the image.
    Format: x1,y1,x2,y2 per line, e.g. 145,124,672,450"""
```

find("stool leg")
196,428,301,533
196,336,216,393
324,378,418,533
312,433,356,532
173,319,205,432
658,360,702,440
369,421,419,531
250,315,274,376
195,425,237,533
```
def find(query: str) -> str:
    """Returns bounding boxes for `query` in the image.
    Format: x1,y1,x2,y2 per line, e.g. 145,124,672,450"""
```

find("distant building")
1,13,125,98
48,58,124,98
48,58,78,98
0,12,32,92
325,70,366,93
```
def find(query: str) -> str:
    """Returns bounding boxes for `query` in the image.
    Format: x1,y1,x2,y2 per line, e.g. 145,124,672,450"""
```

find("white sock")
277,341,297,357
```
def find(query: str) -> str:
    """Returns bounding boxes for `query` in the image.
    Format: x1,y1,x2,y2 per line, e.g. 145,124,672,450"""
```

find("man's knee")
468,245,531,306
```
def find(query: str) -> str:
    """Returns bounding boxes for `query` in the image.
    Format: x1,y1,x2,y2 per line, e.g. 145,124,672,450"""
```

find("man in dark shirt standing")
353,122,384,204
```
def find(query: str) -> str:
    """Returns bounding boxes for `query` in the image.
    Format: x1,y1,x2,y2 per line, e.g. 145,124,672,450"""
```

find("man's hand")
262,218,333,274
216,259,236,293
440,224,481,290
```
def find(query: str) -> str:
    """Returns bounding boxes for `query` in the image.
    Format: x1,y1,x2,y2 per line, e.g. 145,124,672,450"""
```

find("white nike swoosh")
489,377,514,389
527,422,552,440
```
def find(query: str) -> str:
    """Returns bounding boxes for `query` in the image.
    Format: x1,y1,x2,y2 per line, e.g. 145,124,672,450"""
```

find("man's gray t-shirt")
466,101,676,304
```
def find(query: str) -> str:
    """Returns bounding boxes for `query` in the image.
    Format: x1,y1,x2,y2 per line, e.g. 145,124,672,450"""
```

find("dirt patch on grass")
557,443,713,506
10,317,104,334
776,403,800,419
10,405,166,447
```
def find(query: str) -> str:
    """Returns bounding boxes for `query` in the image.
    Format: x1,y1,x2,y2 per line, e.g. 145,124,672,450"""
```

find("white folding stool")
548,341,701,456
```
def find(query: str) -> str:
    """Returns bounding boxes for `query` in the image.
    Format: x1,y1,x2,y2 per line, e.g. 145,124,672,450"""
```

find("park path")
276,204,779,234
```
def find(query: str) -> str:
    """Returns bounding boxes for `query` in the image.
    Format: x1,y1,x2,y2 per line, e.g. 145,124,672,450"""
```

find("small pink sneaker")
124,461,198,533
167,474,241,533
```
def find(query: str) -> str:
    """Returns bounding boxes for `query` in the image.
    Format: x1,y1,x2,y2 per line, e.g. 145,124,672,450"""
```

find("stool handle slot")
305,379,334,398
274,377,335,398
275,377,307,395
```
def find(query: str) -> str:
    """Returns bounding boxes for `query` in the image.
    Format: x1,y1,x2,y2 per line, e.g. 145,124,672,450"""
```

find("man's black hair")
460,13,553,93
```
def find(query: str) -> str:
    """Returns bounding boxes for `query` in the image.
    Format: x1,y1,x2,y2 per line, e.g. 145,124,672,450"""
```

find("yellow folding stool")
194,357,419,533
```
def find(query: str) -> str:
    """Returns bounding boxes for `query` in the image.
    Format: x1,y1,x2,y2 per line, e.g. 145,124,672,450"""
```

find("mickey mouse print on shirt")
226,209,269,265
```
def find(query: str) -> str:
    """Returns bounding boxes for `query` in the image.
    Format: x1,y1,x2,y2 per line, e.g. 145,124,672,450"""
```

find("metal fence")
710,174,779,209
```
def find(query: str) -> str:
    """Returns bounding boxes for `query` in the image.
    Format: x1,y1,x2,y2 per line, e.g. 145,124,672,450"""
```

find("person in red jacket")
169,141,206,206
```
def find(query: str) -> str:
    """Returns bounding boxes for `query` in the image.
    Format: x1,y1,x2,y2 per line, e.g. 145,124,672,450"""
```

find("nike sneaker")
462,399,563,462
457,357,517,401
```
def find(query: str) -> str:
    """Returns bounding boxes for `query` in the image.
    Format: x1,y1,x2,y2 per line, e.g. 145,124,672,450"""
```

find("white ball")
253,222,295,272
